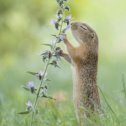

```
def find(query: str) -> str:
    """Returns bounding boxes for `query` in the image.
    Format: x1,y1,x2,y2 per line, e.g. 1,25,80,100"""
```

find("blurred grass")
0,0,126,126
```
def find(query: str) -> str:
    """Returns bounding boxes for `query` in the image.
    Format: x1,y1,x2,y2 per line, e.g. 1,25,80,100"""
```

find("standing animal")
60,22,100,124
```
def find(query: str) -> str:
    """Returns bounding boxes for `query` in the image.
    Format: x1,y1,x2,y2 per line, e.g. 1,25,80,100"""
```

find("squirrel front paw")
55,47,64,56
59,34,67,42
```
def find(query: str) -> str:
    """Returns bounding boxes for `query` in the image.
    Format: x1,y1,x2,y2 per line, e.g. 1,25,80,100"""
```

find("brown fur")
62,22,100,123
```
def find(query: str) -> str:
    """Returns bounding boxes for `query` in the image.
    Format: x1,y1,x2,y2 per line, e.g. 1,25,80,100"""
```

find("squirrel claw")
55,47,64,56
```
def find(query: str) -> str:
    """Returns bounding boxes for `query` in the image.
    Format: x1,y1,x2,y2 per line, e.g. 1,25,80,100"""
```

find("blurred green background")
0,0,126,125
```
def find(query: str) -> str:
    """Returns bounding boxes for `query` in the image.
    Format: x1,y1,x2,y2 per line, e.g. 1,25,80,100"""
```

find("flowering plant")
18,0,71,126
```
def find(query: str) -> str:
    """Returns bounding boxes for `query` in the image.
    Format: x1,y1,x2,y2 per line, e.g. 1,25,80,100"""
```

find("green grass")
0,57,126,126
0,0,126,125
1,90,126,126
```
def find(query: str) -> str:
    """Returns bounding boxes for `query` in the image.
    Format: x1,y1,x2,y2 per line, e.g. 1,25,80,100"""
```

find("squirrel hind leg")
75,102,101,126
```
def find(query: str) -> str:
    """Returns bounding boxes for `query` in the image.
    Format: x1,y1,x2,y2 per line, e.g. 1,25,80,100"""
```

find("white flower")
27,81,35,89
50,20,59,30
63,24,71,33
41,86,48,96
50,20,57,25
59,34,66,41
36,70,47,80
26,81,36,93
57,14,62,19
37,70,44,77
26,100,32,111
65,15,71,21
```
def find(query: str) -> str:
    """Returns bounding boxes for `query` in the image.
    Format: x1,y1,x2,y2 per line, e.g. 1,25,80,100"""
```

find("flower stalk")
18,0,71,126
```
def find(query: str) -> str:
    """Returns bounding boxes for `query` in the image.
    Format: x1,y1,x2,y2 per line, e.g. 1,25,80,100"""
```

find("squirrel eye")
80,25,87,30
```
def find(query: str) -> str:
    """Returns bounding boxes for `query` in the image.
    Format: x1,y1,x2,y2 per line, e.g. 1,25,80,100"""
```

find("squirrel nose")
71,22,78,27
71,23,78,30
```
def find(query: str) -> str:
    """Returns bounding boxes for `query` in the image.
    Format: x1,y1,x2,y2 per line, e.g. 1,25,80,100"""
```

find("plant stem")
30,59,50,126
30,7,66,126
99,87,120,126
53,8,65,50
122,74,126,99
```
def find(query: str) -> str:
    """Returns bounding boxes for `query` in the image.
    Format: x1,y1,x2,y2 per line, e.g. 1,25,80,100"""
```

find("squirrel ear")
90,32,95,39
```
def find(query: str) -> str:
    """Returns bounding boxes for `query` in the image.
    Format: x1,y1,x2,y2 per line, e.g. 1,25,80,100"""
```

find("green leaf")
27,71,37,75
42,95,56,100
65,6,69,11
42,43,53,49
23,86,37,93
50,60,60,68
22,86,29,91
57,9,63,15
51,34,58,38
17,111,31,115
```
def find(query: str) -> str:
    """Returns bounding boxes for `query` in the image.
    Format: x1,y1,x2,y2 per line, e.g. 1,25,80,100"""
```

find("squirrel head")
71,22,98,48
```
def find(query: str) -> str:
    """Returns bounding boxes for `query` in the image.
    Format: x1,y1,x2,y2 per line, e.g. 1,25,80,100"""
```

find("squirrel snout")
71,22,77,26
71,22,78,30
71,22,74,26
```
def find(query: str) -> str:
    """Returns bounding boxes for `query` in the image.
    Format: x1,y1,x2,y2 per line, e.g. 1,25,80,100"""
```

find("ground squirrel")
61,22,100,123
